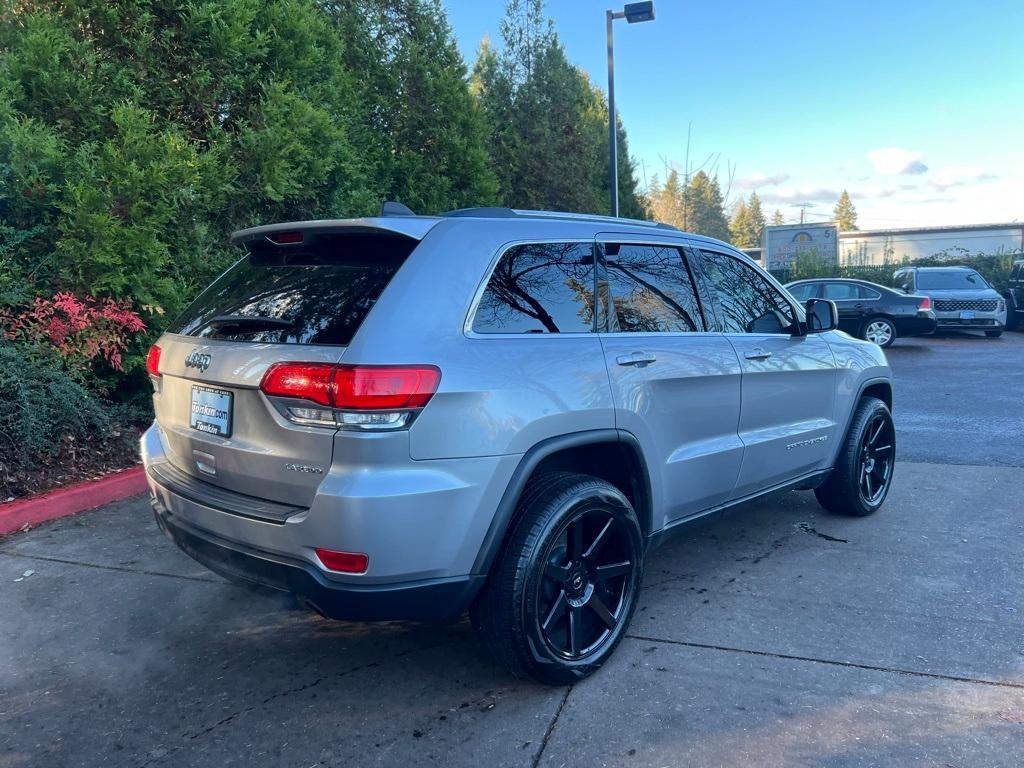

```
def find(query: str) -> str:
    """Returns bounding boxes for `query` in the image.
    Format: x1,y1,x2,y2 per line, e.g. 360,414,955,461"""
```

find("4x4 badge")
184,350,212,372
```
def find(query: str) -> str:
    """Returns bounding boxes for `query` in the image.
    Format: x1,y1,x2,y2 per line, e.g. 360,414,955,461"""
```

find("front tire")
815,397,895,516
862,316,896,348
471,473,643,685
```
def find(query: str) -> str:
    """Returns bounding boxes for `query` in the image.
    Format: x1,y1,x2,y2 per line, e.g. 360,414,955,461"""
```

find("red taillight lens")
260,363,336,406
332,365,440,410
918,296,932,310
146,344,161,377
259,363,440,411
315,548,368,574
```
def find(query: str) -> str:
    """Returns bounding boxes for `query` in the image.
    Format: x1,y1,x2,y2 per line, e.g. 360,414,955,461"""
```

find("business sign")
764,223,838,272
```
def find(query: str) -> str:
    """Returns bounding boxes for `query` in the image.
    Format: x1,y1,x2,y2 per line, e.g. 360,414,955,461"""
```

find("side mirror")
804,298,838,333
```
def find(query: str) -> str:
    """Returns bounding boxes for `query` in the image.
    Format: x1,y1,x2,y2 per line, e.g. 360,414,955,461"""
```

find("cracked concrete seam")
625,635,1024,690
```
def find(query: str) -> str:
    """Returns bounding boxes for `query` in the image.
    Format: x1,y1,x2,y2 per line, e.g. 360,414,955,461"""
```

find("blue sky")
443,0,1024,229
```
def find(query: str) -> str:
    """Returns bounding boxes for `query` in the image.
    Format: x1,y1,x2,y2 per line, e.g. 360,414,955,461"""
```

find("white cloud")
735,171,789,190
867,147,929,175
758,186,840,206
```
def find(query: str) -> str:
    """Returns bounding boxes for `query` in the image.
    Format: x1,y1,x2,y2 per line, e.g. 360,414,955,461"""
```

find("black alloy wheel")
537,507,636,660
471,473,643,685
858,411,894,506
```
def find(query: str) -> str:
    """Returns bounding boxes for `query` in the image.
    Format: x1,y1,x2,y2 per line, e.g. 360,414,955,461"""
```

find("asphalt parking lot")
2,331,1022,767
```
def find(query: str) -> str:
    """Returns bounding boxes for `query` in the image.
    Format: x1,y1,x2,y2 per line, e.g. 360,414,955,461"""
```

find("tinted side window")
822,282,861,300
700,250,795,334
472,242,595,334
603,244,703,332
787,283,818,301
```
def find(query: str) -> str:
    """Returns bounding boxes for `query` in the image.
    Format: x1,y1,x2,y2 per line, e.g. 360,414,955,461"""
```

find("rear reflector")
146,344,162,377
260,363,440,411
315,548,369,574
918,296,932,310
268,231,303,244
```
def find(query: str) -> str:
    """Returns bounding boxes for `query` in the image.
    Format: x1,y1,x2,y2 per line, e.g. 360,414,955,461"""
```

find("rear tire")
861,316,896,348
815,397,895,517
471,472,643,685
985,330,1003,338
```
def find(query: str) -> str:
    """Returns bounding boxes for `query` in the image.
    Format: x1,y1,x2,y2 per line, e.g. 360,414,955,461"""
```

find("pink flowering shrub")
0,293,146,374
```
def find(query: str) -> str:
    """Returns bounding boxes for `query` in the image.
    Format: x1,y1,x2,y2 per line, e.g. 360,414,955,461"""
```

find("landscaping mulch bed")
1,425,143,502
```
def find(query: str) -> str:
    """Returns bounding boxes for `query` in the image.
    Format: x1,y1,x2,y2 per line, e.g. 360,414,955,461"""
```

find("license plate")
190,386,233,437
959,310,976,320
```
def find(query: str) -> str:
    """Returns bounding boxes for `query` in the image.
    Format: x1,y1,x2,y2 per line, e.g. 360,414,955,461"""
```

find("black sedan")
784,278,937,348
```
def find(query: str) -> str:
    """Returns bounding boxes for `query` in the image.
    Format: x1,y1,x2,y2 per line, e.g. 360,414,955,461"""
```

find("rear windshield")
169,232,416,345
915,270,990,290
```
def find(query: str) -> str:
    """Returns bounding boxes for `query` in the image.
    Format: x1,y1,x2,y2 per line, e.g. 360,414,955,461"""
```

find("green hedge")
770,252,1018,292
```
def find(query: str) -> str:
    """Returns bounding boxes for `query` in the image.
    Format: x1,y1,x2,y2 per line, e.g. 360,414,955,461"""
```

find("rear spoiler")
229,216,441,247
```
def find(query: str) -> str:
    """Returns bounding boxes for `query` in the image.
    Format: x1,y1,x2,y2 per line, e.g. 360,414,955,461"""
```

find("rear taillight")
315,548,369,574
259,363,440,430
260,363,335,406
918,296,931,311
146,344,162,377
333,366,440,410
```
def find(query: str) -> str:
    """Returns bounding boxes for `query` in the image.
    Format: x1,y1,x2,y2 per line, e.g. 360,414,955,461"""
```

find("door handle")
616,351,657,367
744,348,772,361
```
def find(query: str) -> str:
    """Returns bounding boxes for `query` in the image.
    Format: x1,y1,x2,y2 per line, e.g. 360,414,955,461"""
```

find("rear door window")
170,232,417,345
601,243,704,332
472,242,595,334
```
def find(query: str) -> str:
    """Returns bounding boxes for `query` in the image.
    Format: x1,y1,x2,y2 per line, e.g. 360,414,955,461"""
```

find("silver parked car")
893,265,1006,337
142,207,896,684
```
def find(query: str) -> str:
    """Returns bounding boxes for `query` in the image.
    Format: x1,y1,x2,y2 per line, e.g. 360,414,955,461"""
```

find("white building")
837,222,1024,265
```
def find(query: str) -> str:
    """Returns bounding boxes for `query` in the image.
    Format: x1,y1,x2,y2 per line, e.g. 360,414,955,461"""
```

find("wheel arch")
470,430,653,578
826,377,893,468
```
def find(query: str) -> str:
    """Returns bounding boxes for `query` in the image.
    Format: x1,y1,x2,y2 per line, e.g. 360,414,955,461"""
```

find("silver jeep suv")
142,207,895,684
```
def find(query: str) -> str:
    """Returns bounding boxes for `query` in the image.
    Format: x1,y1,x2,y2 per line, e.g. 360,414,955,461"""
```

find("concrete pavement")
3,461,1023,767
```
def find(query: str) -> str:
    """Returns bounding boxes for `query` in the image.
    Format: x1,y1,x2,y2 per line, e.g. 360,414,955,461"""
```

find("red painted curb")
0,466,148,536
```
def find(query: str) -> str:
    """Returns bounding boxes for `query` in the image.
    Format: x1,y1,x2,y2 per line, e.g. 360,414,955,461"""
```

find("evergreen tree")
472,0,645,216
685,171,730,241
729,192,766,248
646,169,686,228
729,198,753,247
333,0,498,213
747,192,766,243
833,189,858,231
771,209,785,225
0,0,500,324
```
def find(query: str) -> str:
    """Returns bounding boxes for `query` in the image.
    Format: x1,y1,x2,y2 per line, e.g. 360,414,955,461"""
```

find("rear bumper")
152,495,483,621
893,315,937,336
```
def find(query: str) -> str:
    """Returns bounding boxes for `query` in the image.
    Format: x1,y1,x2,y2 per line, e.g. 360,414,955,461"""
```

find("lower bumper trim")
152,498,483,622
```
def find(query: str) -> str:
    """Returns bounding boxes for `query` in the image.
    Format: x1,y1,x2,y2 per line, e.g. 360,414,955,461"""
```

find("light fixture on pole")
606,1,655,218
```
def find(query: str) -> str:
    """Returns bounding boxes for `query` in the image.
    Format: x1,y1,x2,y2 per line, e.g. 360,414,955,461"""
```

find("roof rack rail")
440,207,680,231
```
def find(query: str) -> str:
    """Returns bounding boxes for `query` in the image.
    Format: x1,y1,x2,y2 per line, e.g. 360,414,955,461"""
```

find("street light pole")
605,3,655,218
607,10,620,218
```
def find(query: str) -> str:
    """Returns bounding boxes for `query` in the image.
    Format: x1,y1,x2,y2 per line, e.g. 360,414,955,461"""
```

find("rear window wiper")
201,315,296,333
